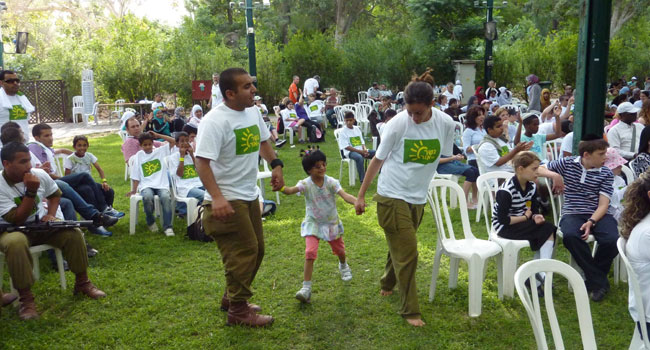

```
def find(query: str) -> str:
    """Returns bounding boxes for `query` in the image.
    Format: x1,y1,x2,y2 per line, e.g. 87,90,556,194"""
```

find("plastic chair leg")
475,188,485,223
468,255,485,317
448,257,460,289
501,246,521,299
0,258,4,291
429,248,444,301
348,161,355,187
129,196,139,235
32,252,41,280
54,248,67,290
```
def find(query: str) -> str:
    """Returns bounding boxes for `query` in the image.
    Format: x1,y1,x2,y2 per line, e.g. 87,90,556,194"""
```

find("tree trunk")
279,0,291,45
334,0,367,47
609,0,646,38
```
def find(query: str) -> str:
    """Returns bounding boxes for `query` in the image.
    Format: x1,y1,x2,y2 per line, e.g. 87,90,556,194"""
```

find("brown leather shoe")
74,272,106,299
220,292,261,312
226,301,274,327
2,292,17,307
17,288,38,320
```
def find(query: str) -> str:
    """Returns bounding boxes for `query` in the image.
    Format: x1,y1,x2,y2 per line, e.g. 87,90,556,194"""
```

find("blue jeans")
59,197,77,220
141,188,172,229
176,186,205,215
347,150,376,182
59,172,108,212
56,180,99,220
559,214,619,291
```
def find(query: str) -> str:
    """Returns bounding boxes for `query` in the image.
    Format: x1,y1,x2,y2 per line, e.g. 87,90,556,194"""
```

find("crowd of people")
0,66,649,343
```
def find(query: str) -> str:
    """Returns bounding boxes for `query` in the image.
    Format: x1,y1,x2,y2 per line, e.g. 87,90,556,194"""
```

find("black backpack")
307,122,325,143
277,117,285,135
186,205,213,243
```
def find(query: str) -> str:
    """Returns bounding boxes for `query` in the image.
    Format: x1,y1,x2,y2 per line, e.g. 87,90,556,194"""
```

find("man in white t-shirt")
0,142,106,320
453,80,463,101
354,81,456,327
195,67,285,328
337,112,375,182
208,73,223,110
302,75,320,99
0,70,33,142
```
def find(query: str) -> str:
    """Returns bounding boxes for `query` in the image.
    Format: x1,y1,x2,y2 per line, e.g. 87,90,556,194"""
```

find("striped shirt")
492,176,539,233
546,156,614,215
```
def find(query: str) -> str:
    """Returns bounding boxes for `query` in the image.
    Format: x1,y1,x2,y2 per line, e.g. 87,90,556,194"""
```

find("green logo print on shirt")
234,125,261,155
182,164,198,179
349,136,362,147
499,146,509,157
309,105,318,112
13,195,40,216
141,159,162,177
403,139,441,164
9,105,27,121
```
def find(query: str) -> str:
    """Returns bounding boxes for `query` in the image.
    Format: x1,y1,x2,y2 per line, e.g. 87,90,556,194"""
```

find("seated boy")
168,131,204,217
127,132,176,236
514,106,563,163
543,136,619,302
337,112,375,182
477,115,532,173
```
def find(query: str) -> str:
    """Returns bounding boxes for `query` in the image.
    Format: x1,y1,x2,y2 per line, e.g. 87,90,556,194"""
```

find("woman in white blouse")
461,105,486,168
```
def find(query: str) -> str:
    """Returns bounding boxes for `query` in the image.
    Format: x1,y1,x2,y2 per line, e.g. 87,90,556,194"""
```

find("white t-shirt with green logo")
0,168,58,224
478,137,514,173
130,146,171,191
308,100,324,118
168,151,203,197
195,103,271,201
375,108,456,204
0,94,31,142
337,126,364,157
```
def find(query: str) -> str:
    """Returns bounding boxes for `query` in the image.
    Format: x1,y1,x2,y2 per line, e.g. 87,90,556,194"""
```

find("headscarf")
526,74,539,85
188,105,203,127
474,86,486,101
541,88,552,110
152,109,170,135
497,87,511,106
191,105,203,119
174,107,185,120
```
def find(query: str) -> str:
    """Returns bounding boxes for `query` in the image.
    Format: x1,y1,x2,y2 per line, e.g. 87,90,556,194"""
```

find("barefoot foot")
406,318,425,327
380,289,393,296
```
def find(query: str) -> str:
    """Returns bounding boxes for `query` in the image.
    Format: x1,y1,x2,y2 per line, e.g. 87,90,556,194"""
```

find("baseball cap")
617,101,640,114
632,76,638,80
480,99,492,105
254,96,262,101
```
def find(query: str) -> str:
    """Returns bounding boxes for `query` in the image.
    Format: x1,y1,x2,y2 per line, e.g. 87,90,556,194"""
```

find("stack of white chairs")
427,179,503,317
617,237,650,350
354,103,371,136
72,96,84,124
333,106,345,128
514,259,597,349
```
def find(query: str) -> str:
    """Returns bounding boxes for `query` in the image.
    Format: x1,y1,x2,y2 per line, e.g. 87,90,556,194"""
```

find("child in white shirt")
168,131,204,216
64,135,124,218
127,132,176,236
281,150,357,303
337,112,375,182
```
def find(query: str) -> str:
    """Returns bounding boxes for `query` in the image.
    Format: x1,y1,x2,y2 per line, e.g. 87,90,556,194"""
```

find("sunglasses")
4,78,19,84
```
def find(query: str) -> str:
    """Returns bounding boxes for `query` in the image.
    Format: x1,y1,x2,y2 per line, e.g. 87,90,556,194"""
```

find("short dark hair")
138,132,154,145
522,114,540,126
448,98,458,106
32,123,52,138
1,142,29,162
73,135,89,147
182,124,197,135
577,137,609,156
126,117,140,129
404,81,433,105
301,149,327,174
559,95,569,103
344,111,355,119
483,115,501,131
174,131,189,143
0,121,20,133
384,109,397,119
0,70,16,81
219,67,248,101
1,127,23,145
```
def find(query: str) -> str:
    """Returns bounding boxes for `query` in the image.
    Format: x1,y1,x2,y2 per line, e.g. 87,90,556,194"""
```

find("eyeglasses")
4,78,19,84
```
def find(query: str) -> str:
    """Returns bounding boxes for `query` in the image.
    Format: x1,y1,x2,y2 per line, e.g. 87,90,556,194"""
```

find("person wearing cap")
208,73,223,110
367,82,381,101
515,103,563,164
629,76,638,88
303,75,320,99
607,101,643,160
253,96,268,117
480,99,492,115
604,148,628,221
453,79,463,101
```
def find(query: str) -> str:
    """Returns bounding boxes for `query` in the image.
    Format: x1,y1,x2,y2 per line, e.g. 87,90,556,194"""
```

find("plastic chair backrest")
164,156,180,199
617,237,650,350
545,139,562,162
427,179,478,244
125,108,137,114
72,96,84,108
453,121,464,147
358,91,368,103
459,113,466,127
373,100,382,112
54,154,66,177
515,259,597,350
114,99,126,112
476,171,514,229
396,91,404,101
471,145,488,175
621,164,636,184
118,130,128,142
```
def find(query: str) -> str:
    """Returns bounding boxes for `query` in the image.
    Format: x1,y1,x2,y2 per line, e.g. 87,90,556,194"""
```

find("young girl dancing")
492,151,556,296
281,149,357,303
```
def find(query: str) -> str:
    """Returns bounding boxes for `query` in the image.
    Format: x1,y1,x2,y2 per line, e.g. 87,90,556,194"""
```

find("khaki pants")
0,228,88,290
203,199,263,303
375,194,425,319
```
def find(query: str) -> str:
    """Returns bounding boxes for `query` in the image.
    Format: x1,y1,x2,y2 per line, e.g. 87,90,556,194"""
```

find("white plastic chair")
471,145,491,222
109,99,125,125
358,91,368,103
617,237,650,350
477,171,530,299
334,129,356,187
514,259,597,350
0,244,67,291
334,106,345,128
54,153,67,177
165,156,199,227
396,91,404,101
622,164,636,184
128,156,163,234
545,139,563,162
458,113,466,127
427,179,503,317
72,96,84,124
257,159,281,205
433,173,462,208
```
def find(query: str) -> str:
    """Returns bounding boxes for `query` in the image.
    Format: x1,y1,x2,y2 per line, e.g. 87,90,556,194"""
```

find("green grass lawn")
0,131,633,349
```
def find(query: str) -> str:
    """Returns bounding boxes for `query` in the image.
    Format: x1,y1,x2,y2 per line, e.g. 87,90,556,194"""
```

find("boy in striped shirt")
544,136,618,302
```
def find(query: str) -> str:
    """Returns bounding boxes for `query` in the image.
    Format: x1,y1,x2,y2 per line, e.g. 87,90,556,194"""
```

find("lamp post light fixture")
474,0,507,89
229,0,270,85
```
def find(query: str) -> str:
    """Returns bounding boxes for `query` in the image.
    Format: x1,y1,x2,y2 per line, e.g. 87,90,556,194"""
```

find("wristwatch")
587,218,597,225
270,159,284,169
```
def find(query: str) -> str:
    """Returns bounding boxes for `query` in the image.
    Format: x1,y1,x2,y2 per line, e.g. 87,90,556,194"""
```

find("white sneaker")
339,263,352,281
164,228,175,237
295,287,311,303
148,223,159,233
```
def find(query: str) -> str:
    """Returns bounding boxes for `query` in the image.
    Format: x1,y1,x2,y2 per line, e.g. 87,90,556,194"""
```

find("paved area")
47,120,121,144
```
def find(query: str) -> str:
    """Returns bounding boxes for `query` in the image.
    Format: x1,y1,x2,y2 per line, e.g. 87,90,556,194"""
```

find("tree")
335,0,368,46
610,0,650,38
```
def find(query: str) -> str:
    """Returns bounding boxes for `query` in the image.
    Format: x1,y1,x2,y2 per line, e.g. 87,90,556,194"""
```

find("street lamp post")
231,1,270,86
474,0,507,89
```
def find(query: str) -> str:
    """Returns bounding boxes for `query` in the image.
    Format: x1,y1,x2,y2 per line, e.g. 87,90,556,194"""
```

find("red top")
289,83,299,104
